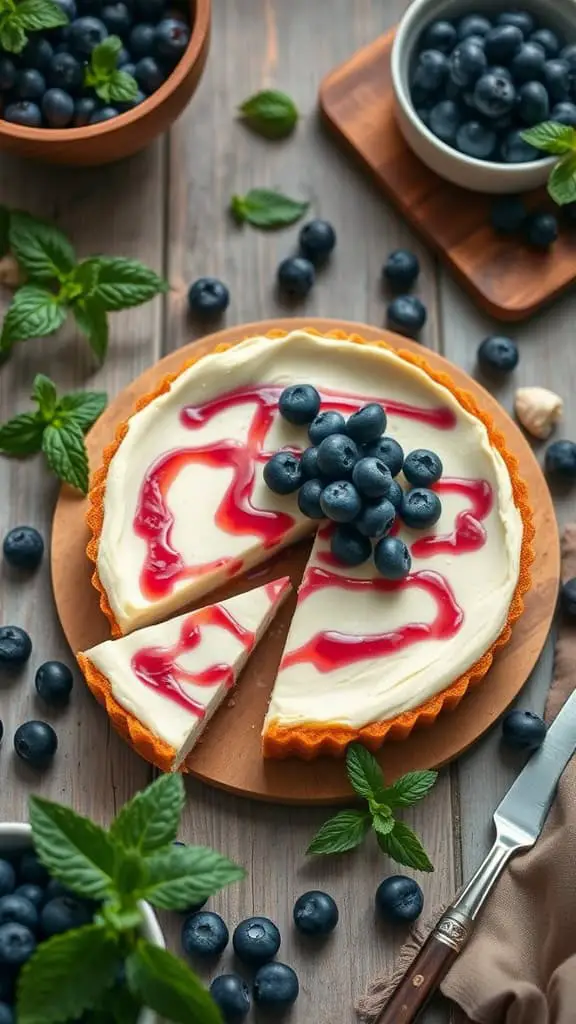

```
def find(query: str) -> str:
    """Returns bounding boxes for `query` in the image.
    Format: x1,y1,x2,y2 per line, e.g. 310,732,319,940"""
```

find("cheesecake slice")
78,578,291,770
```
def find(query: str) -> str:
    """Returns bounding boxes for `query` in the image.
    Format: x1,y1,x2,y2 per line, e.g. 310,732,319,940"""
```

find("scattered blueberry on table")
34,661,74,707
502,709,547,751
0,626,32,669
298,218,336,263
188,277,230,317
232,916,281,966
181,910,230,958
477,334,519,375
490,194,527,234
560,577,576,618
293,890,339,936
210,973,251,1022
375,875,424,924
386,295,427,338
525,211,559,249
545,439,576,481
13,721,58,769
276,255,315,298
253,961,299,1009
2,526,44,571
383,249,420,291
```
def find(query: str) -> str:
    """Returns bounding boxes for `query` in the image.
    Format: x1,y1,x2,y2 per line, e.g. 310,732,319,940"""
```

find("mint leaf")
113,848,148,895
32,373,57,421
107,69,138,102
144,844,245,911
29,795,116,898
91,34,122,73
377,820,434,872
0,205,10,258
109,773,185,856
42,420,90,494
85,984,141,1024
1,285,67,347
230,189,309,228
57,390,107,432
15,0,68,30
0,412,45,456
0,19,27,52
520,121,576,155
126,940,221,1024
345,743,386,801
9,211,76,281
306,810,371,856
547,153,576,205
88,256,168,311
17,925,119,1024
385,769,438,809
239,89,298,139
372,811,395,837
73,295,109,362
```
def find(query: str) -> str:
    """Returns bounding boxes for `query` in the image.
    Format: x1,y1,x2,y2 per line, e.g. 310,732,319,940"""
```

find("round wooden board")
52,318,559,805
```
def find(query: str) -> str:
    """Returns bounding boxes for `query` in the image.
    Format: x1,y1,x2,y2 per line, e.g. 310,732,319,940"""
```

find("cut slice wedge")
78,577,291,771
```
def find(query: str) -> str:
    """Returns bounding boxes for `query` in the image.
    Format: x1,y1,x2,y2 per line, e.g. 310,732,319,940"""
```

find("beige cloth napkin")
357,525,576,1024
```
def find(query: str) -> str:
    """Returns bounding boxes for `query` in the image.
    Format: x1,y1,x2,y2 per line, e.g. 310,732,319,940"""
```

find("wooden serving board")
51,318,558,805
319,30,576,322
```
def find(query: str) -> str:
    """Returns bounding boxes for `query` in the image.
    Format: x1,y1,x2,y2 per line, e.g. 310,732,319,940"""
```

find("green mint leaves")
520,121,576,205
238,89,298,140
0,374,107,494
231,188,309,228
0,0,68,53
306,744,437,872
85,35,139,103
19,774,244,1024
0,206,168,362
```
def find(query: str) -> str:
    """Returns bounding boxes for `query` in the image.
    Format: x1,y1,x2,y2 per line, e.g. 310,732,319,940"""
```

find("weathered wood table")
0,1,569,1021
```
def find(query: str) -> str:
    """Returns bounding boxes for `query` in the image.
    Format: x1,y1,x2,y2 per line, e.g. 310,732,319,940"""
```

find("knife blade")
377,686,576,1024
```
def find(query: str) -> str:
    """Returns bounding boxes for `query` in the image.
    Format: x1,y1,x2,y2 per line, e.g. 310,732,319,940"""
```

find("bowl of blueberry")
390,0,576,192
0,0,210,166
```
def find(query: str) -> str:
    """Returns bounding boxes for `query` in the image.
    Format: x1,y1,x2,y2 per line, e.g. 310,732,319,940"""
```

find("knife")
378,687,576,1024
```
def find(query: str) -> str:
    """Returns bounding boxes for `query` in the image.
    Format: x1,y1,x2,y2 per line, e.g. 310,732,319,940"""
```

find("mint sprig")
520,121,576,205
0,374,107,494
238,89,298,140
0,0,68,53
230,188,309,228
18,773,243,1024
306,744,437,872
84,35,139,103
0,207,168,362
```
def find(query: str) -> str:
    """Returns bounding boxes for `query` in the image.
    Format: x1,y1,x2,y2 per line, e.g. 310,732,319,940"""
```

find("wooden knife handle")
378,911,472,1024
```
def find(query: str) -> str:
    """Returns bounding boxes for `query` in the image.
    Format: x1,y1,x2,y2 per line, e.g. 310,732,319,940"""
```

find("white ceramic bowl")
390,0,576,193
0,822,164,1024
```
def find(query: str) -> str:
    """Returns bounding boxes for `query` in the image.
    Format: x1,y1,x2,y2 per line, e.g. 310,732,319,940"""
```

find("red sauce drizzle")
130,604,254,718
410,478,493,558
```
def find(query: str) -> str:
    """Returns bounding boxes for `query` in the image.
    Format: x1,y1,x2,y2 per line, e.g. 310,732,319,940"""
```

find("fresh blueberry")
278,384,321,426
352,457,393,498
210,974,251,1023
403,449,443,487
4,101,42,127
68,15,108,55
233,916,280,966
89,105,120,122
484,25,523,63
0,923,36,967
456,120,497,159
374,536,411,580
457,14,491,40
48,52,83,93
355,498,396,539
473,71,516,117
118,60,136,76
545,439,576,481
421,19,457,54
73,95,98,125
382,249,420,291
277,256,315,298
388,480,403,509
497,10,535,36
517,81,549,124
319,481,362,523
400,488,442,529
530,28,561,59
136,0,165,19
525,212,558,248
253,962,299,1009
551,100,576,125
330,524,371,566
510,41,546,81
308,410,346,446
412,49,449,93
18,853,49,888
346,403,387,444
0,57,16,91
501,129,540,163
43,878,72,901
187,277,229,316
297,479,325,519
263,452,303,495
0,1004,13,1024
560,42,576,71
317,434,360,480
0,627,32,669
101,1,131,34
134,55,164,93
364,436,404,477
376,876,424,924
543,59,570,101
15,69,46,102
560,577,576,617
154,16,190,60
13,885,44,908
299,219,336,262
0,865,14,900
116,45,130,65
41,896,92,936
42,88,74,127
477,335,519,375
490,195,528,233
35,661,74,706
21,37,54,73
429,99,460,143
293,890,338,936
449,39,487,88
51,0,77,19
128,22,156,57
415,106,432,128
14,721,58,769
502,709,547,751
387,295,427,336
2,526,44,571
0,895,38,931
300,445,321,479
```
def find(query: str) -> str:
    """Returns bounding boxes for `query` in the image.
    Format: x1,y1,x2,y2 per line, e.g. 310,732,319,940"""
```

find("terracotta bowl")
0,0,210,166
